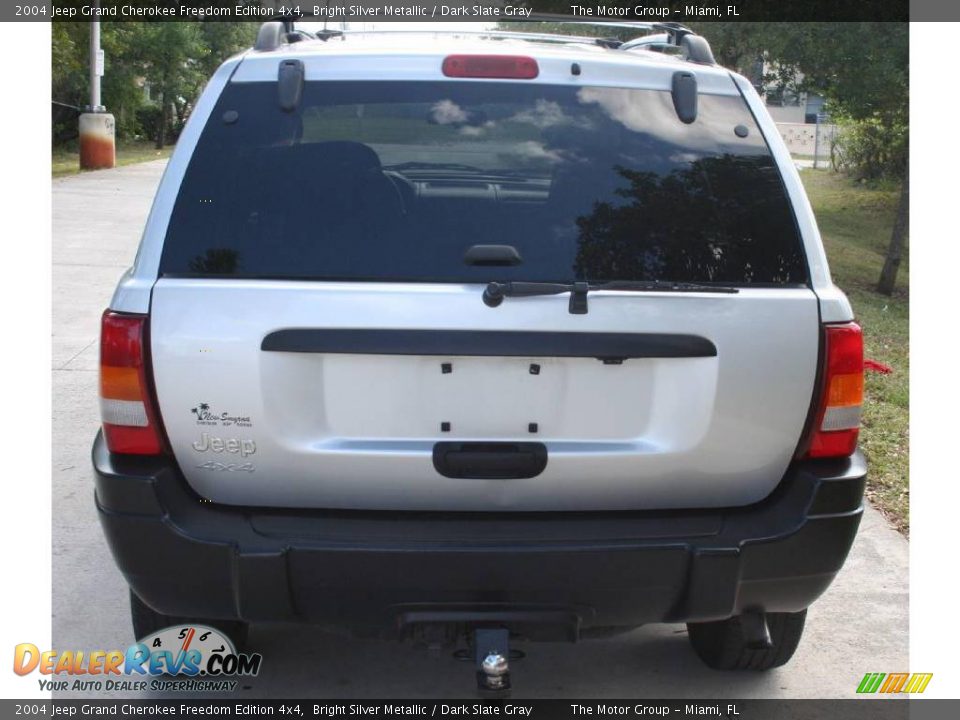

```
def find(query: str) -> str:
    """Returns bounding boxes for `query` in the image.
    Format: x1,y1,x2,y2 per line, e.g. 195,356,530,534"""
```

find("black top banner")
27,0,913,24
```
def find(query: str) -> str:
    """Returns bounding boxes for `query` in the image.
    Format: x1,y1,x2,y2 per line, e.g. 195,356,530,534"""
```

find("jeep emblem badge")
192,432,256,457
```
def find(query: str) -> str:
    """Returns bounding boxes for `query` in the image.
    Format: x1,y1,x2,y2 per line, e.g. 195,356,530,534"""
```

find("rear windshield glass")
161,81,807,285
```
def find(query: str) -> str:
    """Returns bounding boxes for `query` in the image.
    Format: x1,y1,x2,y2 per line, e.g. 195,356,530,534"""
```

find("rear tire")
129,590,249,651
687,610,806,670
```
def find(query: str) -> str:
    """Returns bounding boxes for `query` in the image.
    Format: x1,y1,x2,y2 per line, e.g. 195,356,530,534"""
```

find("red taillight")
442,55,539,79
100,311,166,455
799,322,864,459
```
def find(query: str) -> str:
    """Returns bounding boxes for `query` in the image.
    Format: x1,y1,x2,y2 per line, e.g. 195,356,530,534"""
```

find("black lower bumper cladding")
92,432,865,638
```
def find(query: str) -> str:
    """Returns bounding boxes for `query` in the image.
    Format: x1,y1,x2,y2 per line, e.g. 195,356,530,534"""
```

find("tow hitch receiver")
474,628,511,694
740,610,773,649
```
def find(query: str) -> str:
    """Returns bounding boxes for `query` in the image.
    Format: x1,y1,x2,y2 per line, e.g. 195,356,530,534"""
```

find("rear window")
160,80,807,285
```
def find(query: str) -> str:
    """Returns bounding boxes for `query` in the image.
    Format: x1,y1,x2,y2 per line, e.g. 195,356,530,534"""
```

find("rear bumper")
93,431,865,638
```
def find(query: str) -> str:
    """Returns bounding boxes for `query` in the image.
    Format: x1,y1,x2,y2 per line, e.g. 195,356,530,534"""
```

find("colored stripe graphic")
857,672,932,694
880,673,908,693
904,673,933,694
857,673,886,693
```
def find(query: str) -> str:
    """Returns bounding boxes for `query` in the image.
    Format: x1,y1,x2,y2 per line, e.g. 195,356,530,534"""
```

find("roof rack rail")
315,28,344,42
516,17,715,63
254,19,317,52
270,27,632,48
254,21,284,52
251,17,716,65
650,22,715,64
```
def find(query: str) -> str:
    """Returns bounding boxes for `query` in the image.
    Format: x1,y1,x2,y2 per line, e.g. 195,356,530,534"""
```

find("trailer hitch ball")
479,653,510,691
473,628,512,693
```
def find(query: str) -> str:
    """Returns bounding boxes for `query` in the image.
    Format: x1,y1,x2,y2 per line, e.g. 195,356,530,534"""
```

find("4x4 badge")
196,461,255,473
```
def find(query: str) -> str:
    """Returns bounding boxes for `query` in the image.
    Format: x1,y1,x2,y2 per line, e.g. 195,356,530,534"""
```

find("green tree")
499,20,909,293
52,21,254,147
877,167,909,296
51,23,87,143
741,23,908,294
52,22,149,141
685,22,770,79
198,22,256,79
100,22,150,139
135,23,207,149
51,22,85,105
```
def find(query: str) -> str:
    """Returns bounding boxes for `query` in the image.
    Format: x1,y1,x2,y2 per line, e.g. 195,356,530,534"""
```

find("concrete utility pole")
79,1,115,170
89,17,101,110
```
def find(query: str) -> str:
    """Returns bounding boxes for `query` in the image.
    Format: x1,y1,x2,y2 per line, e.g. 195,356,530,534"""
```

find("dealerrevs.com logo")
14,625,262,693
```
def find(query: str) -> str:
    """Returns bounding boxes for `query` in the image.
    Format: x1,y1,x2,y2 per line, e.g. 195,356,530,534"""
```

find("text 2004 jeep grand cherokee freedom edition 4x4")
92,21,866,682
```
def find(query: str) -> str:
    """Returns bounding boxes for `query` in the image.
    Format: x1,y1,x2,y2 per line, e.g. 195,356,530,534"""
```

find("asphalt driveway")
50,159,909,699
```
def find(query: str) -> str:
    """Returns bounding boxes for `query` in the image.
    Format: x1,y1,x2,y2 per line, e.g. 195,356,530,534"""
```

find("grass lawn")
802,169,909,533
52,140,173,178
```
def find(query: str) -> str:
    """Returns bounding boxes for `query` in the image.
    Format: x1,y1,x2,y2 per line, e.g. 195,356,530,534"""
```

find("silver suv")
93,22,866,680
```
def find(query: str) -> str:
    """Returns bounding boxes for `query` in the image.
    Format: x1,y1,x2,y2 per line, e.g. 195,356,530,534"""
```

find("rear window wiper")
592,280,740,294
482,280,739,315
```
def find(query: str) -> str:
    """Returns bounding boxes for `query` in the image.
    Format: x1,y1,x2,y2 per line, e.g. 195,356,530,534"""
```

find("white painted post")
813,113,821,170
79,1,115,170
89,16,102,111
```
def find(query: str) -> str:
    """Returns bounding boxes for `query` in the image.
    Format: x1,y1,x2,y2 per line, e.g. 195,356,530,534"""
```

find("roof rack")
648,22,716,64
252,17,715,65
254,21,307,51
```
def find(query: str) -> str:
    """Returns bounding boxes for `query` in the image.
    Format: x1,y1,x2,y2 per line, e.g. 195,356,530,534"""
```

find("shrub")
832,114,908,180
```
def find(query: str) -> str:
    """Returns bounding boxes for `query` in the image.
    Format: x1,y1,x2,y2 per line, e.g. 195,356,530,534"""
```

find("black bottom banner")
3,698,948,720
